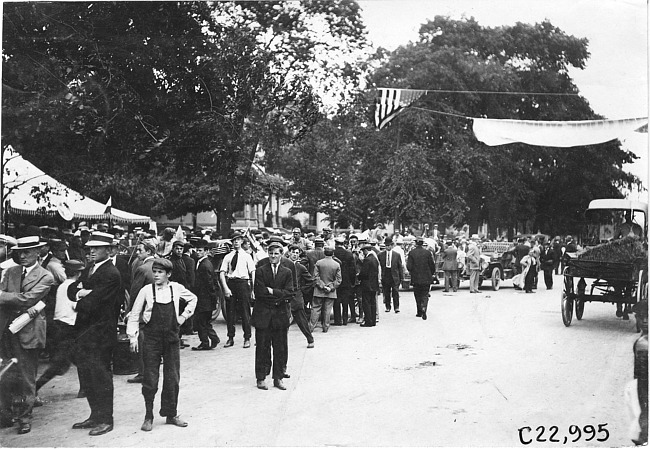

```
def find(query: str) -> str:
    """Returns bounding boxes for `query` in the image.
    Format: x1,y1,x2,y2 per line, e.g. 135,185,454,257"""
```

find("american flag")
374,88,425,129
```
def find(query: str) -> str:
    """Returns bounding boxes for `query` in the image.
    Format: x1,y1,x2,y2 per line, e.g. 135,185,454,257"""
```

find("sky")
357,0,648,200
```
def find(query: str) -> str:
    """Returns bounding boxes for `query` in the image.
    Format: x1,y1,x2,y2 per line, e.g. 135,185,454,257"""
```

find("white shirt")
220,249,255,280
54,278,78,325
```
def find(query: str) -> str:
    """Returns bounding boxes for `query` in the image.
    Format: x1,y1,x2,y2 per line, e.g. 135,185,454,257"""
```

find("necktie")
272,264,277,278
230,251,239,273
20,268,26,292
386,251,391,268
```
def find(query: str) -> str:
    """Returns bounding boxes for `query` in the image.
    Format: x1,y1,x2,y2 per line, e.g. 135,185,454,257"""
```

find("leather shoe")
283,373,290,379
141,418,153,432
127,375,143,383
422,311,427,320
416,313,422,317
18,422,31,434
394,309,400,313
192,344,212,351
256,380,268,390
307,342,314,348
360,323,373,327
165,415,188,427
209,336,220,349
72,418,97,429
224,339,234,348
273,379,287,390
243,340,251,348
89,423,113,436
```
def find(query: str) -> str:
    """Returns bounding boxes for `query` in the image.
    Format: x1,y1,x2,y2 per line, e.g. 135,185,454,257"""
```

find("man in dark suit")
305,237,326,275
0,236,54,435
251,240,293,390
377,237,403,313
358,244,379,327
333,237,356,325
539,242,556,290
109,240,131,317
407,237,436,320
192,240,220,351
67,231,122,436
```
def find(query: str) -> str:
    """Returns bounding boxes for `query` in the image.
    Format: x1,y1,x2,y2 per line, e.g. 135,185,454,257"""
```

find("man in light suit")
441,241,458,293
251,241,294,391
309,246,341,333
0,236,54,435
467,235,482,294
378,237,403,313
67,232,122,436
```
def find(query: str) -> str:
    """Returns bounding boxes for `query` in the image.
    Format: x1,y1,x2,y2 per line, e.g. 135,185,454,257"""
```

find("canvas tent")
3,147,150,224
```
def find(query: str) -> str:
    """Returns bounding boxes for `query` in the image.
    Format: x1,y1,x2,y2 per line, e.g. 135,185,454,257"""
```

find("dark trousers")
334,287,353,324
524,266,536,292
413,283,431,315
254,327,288,381
543,268,554,289
142,302,180,419
444,270,458,292
292,308,314,344
194,310,219,346
382,277,399,310
76,341,114,425
226,279,252,340
0,332,39,425
637,378,648,444
361,291,377,325
36,320,77,391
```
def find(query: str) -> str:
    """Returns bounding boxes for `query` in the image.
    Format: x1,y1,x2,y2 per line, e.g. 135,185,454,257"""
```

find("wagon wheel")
575,298,585,320
561,274,574,327
491,267,501,291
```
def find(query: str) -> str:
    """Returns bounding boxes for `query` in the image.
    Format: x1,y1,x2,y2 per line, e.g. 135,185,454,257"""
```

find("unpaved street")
1,274,640,447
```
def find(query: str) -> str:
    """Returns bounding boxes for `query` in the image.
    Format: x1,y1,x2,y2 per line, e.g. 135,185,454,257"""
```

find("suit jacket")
540,246,556,270
406,246,436,285
68,259,122,348
195,257,218,313
0,264,54,349
251,263,293,329
378,249,404,285
358,253,379,292
441,246,458,271
305,248,325,275
333,246,356,289
129,258,154,305
466,242,482,270
314,257,342,298
258,256,304,311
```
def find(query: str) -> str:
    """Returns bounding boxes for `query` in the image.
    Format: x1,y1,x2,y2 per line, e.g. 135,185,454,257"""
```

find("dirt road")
1,274,640,447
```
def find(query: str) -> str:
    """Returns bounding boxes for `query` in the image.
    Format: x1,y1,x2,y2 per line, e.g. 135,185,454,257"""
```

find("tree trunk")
219,178,234,238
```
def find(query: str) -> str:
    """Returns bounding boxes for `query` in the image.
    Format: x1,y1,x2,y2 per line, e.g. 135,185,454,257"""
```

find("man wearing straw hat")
67,231,122,436
0,236,54,434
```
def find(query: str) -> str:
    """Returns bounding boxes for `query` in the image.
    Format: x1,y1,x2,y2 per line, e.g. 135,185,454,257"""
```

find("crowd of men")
0,221,592,436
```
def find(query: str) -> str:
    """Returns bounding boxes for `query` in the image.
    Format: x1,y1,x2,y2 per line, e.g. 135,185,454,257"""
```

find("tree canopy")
277,16,639,237
2,1,368,235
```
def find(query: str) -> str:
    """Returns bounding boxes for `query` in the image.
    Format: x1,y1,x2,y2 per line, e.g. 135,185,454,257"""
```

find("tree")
2,1,368,235
278,16,638,236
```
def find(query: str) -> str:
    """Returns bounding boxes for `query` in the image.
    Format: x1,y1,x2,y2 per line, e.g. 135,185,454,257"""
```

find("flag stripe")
375,88,425,129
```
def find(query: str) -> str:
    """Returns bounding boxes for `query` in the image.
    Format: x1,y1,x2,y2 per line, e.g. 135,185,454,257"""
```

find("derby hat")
13,236,46,251
85,232,114,247
384,237,393,246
